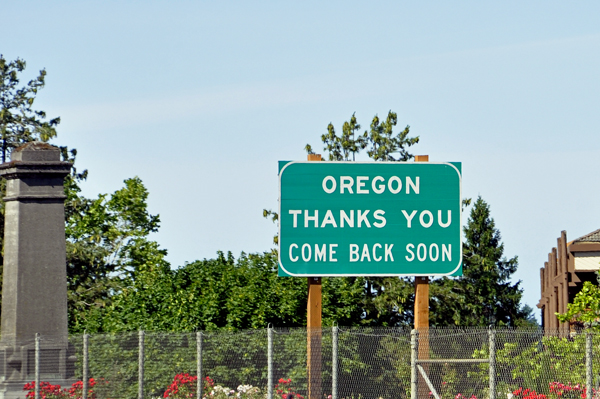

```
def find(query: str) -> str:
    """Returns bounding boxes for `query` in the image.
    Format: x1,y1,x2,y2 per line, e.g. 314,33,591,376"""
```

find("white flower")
237,385,255,393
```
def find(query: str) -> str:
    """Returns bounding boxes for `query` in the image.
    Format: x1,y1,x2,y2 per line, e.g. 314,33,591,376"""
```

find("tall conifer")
430,196,532,326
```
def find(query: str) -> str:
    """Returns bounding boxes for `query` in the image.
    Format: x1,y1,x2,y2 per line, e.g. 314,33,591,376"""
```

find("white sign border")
278,161,463,277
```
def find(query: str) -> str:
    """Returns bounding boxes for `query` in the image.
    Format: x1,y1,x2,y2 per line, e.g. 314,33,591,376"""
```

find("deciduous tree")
81,249,369,332
305,110,418,161
66,176,168,332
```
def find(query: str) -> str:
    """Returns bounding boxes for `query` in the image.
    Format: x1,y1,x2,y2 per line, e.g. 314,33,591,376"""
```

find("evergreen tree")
430,196,532,326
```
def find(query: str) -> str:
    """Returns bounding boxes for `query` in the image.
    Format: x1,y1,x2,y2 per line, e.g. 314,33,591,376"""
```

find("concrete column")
0,142,72,397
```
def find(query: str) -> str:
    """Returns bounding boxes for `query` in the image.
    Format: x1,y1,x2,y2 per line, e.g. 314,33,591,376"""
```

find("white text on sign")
322,175,419,195
287,243,452,263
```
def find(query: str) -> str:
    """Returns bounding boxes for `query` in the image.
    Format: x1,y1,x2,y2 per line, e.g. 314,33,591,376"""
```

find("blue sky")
4,1,600,321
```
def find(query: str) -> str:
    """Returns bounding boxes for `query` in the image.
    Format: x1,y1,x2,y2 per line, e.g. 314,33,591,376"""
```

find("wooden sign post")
414,154,430,332
307,153,322,399
414,155,430,399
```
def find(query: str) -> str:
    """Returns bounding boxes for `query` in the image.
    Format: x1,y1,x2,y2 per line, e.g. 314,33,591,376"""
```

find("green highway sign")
278,161,462,277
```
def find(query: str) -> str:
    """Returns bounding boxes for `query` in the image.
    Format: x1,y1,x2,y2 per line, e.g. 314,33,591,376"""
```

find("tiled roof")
573,228,600,243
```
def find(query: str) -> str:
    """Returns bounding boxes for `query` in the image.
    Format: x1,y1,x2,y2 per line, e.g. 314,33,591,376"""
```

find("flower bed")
426,382,599,399
162,374,303,399
24,379,98,399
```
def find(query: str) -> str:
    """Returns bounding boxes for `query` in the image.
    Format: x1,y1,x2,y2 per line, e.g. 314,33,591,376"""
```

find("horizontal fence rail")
416,359,490,364
12,327,598,399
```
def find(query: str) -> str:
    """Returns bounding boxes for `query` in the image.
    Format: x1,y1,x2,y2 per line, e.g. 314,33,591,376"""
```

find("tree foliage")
305,110,418,161
557,277,600,326
78,250,373,332
66,176,168,333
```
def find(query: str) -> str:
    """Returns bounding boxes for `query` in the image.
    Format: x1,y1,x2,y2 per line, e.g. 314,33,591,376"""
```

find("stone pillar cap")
0,142,72,179
11,141,61,162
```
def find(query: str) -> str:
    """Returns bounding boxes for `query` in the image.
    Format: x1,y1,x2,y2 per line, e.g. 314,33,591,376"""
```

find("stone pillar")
0,142,72,398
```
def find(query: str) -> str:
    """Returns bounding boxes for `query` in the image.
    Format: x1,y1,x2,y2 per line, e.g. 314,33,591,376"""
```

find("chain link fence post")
35,333,40,399
332,326,338,399
489,328,496,399
139,330,145,399
587,328,593,398
411,329,417,399
83,332,89,399
268,326,273,399
197,331,203,399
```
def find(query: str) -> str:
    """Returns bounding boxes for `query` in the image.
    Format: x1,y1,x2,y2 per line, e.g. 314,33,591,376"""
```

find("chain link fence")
21,327,600,399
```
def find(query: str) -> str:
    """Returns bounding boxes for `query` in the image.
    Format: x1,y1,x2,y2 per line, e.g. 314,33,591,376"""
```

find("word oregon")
322,175,420,194
287,243,452,263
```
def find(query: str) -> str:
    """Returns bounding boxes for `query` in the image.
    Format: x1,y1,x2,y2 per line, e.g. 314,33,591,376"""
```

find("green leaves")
320,113,368,161
490,333,590,394
558,280,600,325
66,177,168,333
367,111,417,162
85,251,306,332
78,249,390,332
